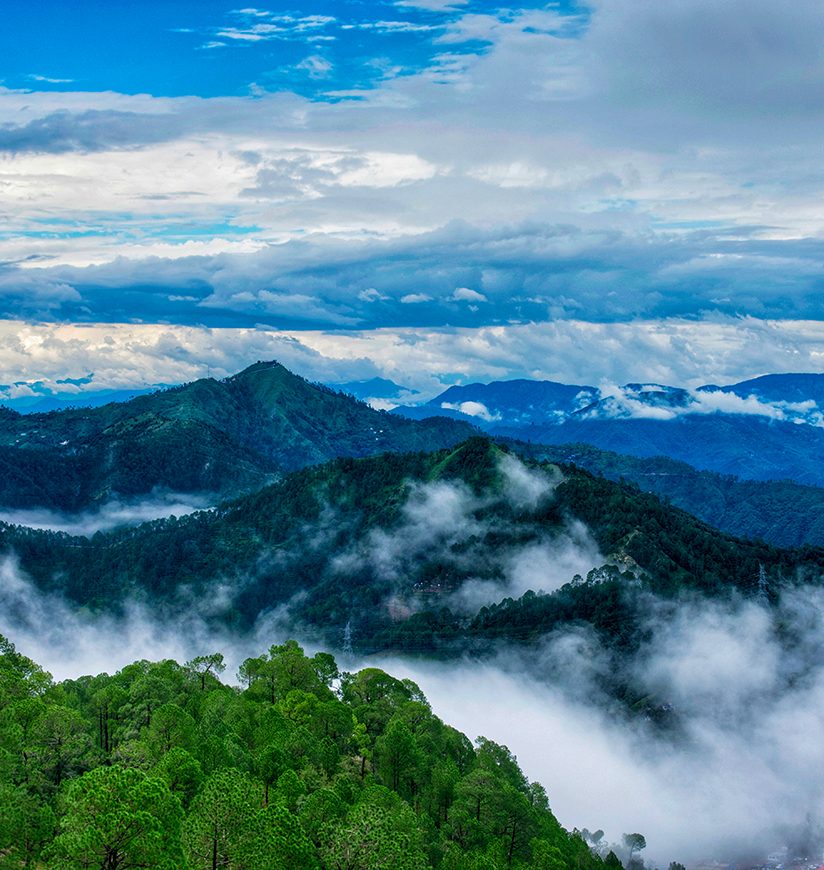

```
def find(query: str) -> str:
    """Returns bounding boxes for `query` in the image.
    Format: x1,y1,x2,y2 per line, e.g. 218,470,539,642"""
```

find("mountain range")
393,373,824,487
5,438,822,668
0,361,472,511
4,361,824,550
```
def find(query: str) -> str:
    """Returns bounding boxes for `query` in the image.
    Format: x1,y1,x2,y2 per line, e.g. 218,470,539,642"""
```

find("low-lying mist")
0,491,213,536
333,454,600,615
3,548,824,867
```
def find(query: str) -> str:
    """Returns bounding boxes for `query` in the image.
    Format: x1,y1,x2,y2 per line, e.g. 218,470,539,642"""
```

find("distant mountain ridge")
0,361,474,511
512,440,824,548
393,373,824,486
4,438,822,659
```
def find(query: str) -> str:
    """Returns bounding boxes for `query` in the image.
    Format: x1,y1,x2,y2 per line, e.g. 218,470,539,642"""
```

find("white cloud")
0,494,212,537
450,286,487,302
28,74,74,84
588,381,824,426
394,0,467,10
295,55,333,79
440,399,500,422
1,317,824,405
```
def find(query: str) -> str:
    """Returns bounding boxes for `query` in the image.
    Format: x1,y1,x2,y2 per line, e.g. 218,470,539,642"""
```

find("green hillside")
0,361,474,511
510,442,824,548
0,634,614,869
3,438,821,659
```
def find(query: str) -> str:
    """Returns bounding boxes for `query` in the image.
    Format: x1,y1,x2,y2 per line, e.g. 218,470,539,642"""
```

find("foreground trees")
47,766,184,869
0,633,628,869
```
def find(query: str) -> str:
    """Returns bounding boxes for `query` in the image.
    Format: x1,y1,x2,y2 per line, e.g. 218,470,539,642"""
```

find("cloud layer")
2,317,823,406
2,0,824,339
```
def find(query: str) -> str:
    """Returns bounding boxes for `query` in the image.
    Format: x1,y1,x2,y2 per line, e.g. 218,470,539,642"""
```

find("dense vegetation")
3,439,822,661
0,634,618,869
510,442,824,548
0,362,473,511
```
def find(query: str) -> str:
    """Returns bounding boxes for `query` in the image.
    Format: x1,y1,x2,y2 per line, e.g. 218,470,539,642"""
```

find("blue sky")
0,1,577,98
1,0,824,396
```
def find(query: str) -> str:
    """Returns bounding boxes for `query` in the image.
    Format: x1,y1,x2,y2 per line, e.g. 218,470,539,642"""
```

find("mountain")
513,441,824,548
396,378,597,425
5,438,821,659
715,373,824,406
0,361,474,511
393,374,824,486
328,377,416,403
0,387,161,414
497,414,824,486
0,634,606,870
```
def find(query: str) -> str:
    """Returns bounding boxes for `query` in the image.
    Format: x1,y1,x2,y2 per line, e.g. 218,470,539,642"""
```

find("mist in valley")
0,491,213,536
2,454,824,867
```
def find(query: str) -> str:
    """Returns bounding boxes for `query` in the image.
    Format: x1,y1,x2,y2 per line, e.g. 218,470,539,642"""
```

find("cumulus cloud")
2,2,824,327
2,317,824,408
294,55,333,79
450,286,487,302
0,110,188,154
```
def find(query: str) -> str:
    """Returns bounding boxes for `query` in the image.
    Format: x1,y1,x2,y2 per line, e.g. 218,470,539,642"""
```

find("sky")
2,0,824,396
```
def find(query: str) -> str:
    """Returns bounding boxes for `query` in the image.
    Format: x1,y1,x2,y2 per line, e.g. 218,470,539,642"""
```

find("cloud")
587,382,824,426
450,286,487,302
380,586,824,865
332,453,596,616
0,493,213,537
6,539,824,866
2,3,824,388
1,1,824,331
2,317,824,407
5,214,824,327
0,110,187,153
0,556,299,681
584,0,824,132
295,55,333,79
210,11,336,46
440,400,499,422
28,74,74,84
394,0,468,10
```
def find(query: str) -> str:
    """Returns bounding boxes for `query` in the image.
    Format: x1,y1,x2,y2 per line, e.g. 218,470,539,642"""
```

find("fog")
0,492,213,536
2,454,824,867
4,547,824,867
333,455,597,615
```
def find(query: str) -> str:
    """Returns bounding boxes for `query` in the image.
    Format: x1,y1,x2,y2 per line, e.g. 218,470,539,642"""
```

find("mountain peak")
428,436,509,491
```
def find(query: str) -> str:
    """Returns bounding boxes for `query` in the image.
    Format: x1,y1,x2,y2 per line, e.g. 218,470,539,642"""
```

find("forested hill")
0,361,473,511
0,634,620,869
3,438,822,658
509,441,824,548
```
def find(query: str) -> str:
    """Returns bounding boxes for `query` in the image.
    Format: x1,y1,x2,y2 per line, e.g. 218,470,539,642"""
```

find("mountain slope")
512,441,824,548
0,361,474,511
396,378,597,425
4,438,821,657
393,374,824,486
498,414,824,486
718,373,824,405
